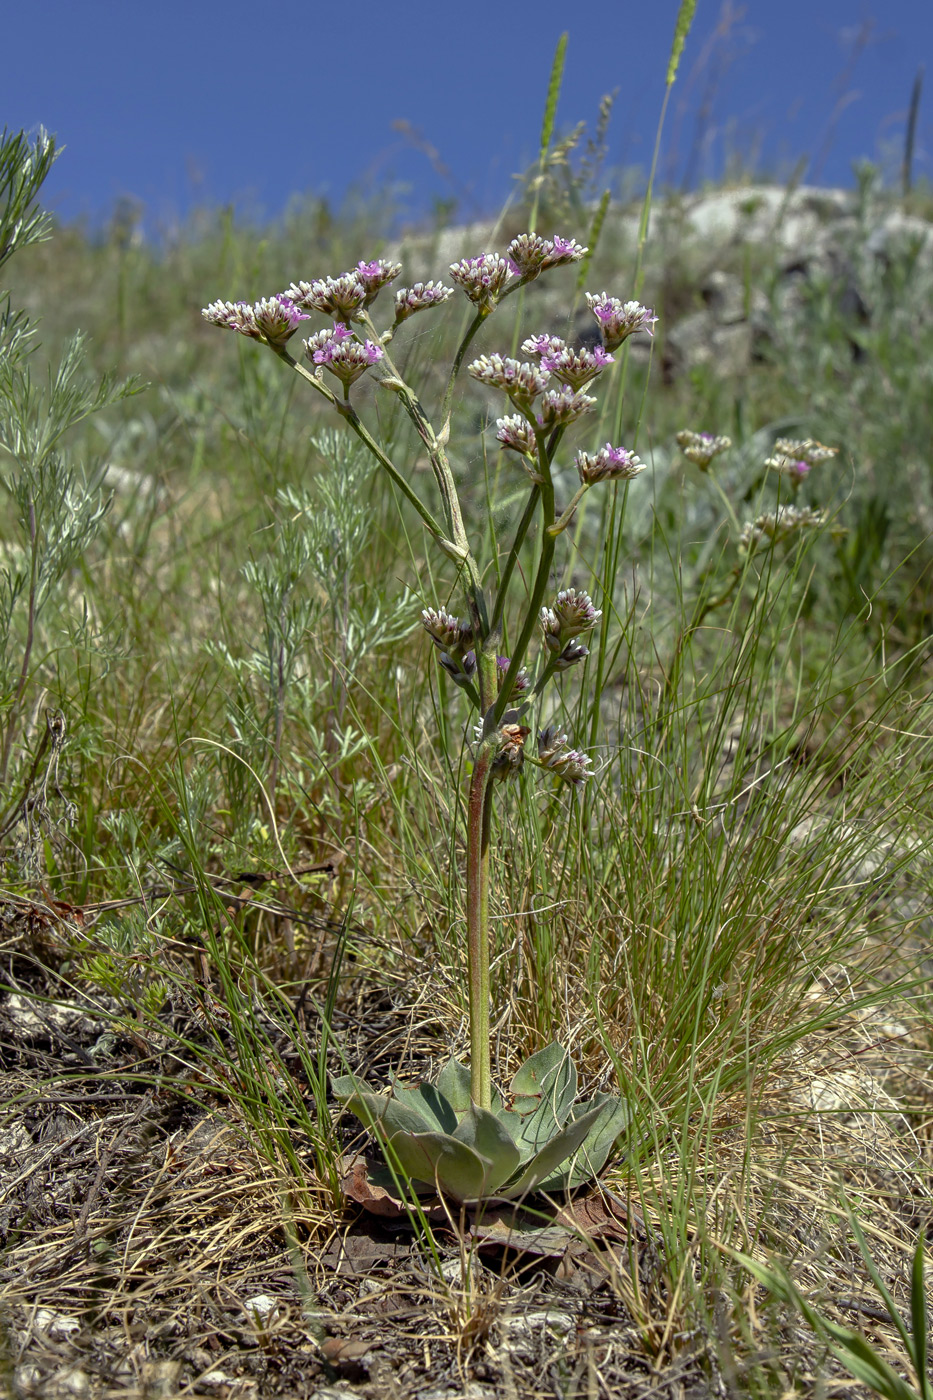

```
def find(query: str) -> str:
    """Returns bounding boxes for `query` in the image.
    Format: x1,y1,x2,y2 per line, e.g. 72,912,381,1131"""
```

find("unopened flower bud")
540,608,562,653
536,725,591,786
537,724,568,764
553,588,602,637
495,415,538,459
439,648,478,687
773,438,838,466
540,588,601,656
496,656,529,693
738,505,827,553
422,606,471,654
554,639,590,671
202,295,310,346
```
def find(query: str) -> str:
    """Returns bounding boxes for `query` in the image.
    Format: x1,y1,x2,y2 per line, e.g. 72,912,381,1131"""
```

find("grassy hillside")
2,114,933,1398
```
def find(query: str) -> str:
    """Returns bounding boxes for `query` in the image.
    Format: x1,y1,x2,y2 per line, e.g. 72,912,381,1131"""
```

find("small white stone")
0,1123,32,1159
500,1309,575,1357
34,1308,81,1340
419,1386,495,1400
243,1293,278,1322
502,1308,574,1336
440,1256,479,1284
59,1369,91,1397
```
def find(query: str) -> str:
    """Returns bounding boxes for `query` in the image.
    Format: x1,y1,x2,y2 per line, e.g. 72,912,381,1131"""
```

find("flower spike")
507,233,587,279
305,325,383,387
739,505,827,553
575,443,646,484
586,293,657,352
676,430,732,471
536,386,597,430
468,354,550,411
765,438,838,479
449,254,513,310
394,281,454,323
422,607,474,656
536,725,592,786
202,296,310,347
286,274,367,318
355,258,403,306
495,415,538,459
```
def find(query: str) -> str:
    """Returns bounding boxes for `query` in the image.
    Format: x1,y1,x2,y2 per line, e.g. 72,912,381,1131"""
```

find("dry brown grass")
2,894,932,1400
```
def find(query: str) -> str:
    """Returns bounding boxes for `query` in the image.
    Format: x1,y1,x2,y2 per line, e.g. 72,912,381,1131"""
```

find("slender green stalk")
466,742,495,1108
490,484,540,634
357,310,490,643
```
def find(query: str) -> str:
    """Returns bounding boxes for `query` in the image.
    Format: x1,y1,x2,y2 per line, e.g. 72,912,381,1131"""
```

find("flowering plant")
203,238,654,1202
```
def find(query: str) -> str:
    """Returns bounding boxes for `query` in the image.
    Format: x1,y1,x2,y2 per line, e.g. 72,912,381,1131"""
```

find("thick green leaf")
391,1079,457,1133
452,1104,521,1194
500,1102,604,1198
500,1096,562,1161
333,1079,436,1137
509,1042,576,1123
536,1094,630,1191
380,1128,490,1202
331,1072,369,1103
335,1074,501,1202
436,1058,472,1114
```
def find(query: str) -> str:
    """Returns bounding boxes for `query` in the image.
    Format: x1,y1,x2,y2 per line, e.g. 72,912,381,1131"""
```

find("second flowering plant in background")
203,235,653,1203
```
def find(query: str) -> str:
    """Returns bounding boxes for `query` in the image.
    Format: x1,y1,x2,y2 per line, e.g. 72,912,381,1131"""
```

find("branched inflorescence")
202,233,656,1118
202,225,839,1182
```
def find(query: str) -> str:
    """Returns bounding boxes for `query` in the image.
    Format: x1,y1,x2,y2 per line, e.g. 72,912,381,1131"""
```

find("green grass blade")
847,1202,915,1361
910,1241,930,1400
731,1249,922,1400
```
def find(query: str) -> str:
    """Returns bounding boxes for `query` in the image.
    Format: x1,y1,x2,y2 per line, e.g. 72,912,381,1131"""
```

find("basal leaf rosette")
333,1042,629,1205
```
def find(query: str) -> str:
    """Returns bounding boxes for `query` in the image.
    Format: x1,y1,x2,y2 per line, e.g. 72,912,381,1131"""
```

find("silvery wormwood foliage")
0,127,139,854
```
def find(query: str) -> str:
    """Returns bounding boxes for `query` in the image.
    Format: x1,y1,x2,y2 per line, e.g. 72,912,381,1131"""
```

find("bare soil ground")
2,899,930,1400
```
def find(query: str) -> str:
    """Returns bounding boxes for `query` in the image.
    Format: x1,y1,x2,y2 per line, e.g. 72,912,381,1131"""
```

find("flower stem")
466,741,495,1109
490,485,539,635
355,312,490,642
492,425,559,722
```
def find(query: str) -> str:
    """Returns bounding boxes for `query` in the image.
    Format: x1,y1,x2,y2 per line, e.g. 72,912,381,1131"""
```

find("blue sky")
5,1,931,235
